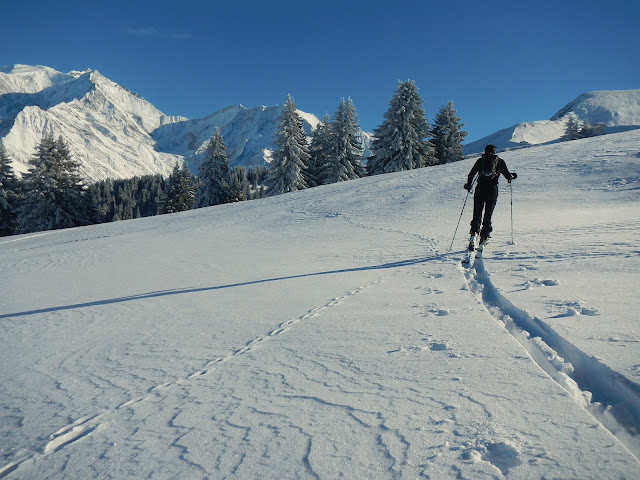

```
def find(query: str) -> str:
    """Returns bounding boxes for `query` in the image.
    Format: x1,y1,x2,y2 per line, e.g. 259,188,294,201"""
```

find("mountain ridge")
1,65,637,180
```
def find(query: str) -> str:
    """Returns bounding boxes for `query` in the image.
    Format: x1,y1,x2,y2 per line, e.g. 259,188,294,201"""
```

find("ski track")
461,254,640,461
0,271,395,479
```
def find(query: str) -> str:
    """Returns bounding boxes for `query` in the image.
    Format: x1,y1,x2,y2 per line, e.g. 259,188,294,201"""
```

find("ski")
462,234,477,265
476,237,490,258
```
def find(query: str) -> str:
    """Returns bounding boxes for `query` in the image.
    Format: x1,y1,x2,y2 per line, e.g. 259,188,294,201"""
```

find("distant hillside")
464,89,640,155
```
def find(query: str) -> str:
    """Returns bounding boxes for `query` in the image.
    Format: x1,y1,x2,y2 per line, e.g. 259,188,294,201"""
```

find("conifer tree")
321,98,364,184
564,113,582,140
432,101,467,164
265,95,310,196
0,140,21,236
580,121,605,138
368,81,436,175
195,128,231,207
228,167,251,202
162,162,195,214
309,114,331,185
18,135,95,233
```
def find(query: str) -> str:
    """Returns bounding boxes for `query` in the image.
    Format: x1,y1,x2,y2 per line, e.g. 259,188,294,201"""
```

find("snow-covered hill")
465,89,640,155
1,130,639,479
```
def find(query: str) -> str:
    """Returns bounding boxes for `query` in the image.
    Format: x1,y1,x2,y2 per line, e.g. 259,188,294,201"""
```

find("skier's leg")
470,188,483,235
480,185,499,240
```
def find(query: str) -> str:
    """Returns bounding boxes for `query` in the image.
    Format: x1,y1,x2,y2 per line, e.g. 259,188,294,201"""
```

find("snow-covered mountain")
0,65,187,181
464,89,640,155
3,65,635,181
152,104,320,175
0,65,327,183
2,129,640,479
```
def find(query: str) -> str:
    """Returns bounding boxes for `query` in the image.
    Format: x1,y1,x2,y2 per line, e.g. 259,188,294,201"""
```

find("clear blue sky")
2,0,638,142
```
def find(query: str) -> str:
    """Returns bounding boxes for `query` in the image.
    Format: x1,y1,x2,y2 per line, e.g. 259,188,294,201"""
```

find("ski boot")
478,235,490,252
468,233,477,252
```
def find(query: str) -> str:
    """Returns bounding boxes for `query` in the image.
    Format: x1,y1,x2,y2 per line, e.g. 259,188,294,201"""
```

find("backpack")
478,154,499,182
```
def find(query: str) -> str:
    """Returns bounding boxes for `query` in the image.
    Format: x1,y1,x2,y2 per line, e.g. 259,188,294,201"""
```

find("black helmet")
484,144,497,156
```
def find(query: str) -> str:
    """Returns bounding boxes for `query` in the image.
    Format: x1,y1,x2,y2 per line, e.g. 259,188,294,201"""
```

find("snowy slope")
465,89,640,155
1,130,640,479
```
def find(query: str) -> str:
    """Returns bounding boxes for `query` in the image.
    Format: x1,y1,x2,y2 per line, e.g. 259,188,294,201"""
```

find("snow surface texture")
464,89,640,155
1,65,371,183
1,130,640,479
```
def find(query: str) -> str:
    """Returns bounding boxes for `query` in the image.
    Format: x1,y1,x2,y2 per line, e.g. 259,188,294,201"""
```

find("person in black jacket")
464,144,517,248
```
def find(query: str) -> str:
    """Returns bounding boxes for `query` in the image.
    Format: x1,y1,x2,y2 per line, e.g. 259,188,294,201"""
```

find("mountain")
2,129,640,479
464,89,640,155
152,104,320,175
0,65,330,183
0,65,187,181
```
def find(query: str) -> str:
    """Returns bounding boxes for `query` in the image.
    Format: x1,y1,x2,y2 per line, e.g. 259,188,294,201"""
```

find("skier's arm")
498,158,517,182
466,159,481,186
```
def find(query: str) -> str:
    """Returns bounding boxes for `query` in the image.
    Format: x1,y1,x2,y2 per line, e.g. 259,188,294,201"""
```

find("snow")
0,65,330,182
551,90,640,126
1,67,186,181
1,130,640,479
465,89,640,155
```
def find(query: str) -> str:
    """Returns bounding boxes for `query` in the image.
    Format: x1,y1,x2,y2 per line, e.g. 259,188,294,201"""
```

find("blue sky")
2,0,638,142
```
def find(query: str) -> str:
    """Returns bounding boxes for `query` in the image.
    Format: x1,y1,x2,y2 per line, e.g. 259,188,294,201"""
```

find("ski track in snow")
461,255,640,461
0,269,398,479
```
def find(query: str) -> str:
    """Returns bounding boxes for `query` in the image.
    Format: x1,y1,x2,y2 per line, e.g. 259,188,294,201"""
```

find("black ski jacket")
467,154,513,186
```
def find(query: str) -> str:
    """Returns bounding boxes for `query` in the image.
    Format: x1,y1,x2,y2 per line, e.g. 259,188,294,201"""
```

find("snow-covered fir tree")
0,140,21,236
563,113,582,140
309,114,331,185
321,98,364,184
368,81,437,175
228,167,251,202
88,175,166,223
18,135,95,233
195,128,231,207
431,101,467,164
162,162,196,214
580,121,605,138
264,95,310,196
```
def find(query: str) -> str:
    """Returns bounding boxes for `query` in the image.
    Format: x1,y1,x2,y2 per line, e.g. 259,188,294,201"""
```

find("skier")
464,144,517,251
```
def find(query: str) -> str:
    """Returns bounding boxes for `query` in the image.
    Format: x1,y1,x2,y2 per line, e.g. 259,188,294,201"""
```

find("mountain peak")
465,89,640,155
550,89,640,126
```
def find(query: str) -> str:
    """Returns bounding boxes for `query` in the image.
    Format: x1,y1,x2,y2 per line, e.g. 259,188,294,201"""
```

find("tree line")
0,80,467,236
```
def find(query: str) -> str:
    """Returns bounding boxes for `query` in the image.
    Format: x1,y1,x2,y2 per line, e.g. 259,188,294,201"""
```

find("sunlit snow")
1,130,640,479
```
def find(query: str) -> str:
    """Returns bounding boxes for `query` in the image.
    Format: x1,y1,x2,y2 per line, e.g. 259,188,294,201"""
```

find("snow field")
1,129,640,478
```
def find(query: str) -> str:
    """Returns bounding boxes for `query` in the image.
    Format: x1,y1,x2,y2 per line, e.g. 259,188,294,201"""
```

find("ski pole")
448,175,476,252
509,181,514,245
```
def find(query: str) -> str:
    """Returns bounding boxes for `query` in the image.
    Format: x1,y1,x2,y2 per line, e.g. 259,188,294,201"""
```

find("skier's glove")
463,183,471,191
510,172,518,180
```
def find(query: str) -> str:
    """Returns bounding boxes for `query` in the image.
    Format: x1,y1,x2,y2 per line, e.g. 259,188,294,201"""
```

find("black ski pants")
470,183,498,238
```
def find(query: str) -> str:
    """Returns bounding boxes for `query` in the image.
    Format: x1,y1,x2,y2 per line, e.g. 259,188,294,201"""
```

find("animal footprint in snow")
516,264,538,271
422,305,450,317
417,286,444,295
425,272,445,279
547,300,599,317
463,441,522,476
520,278,559,290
